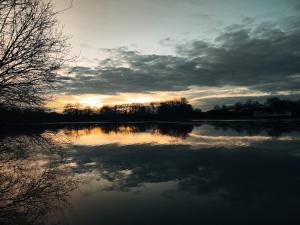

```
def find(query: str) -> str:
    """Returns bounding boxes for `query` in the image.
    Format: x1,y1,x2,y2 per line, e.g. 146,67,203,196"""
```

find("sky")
49,0,300,110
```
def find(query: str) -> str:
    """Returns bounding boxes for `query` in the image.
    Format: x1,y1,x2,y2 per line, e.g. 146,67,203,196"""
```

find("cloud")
80,42,91,48
158,37,178,47
60,16,300,98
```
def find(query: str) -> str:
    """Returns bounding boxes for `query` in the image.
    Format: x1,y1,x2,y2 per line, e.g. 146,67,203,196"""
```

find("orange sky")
46,86,275,112
47,0,300,111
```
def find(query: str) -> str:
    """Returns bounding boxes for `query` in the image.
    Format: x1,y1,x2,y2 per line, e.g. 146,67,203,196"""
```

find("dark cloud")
60,16,300,96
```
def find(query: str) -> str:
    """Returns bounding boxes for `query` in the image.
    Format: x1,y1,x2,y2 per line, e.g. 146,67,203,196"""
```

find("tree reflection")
206,120,300,136
1,121,300,225
0,134,77,225
2,121,300,141
60,123,194,139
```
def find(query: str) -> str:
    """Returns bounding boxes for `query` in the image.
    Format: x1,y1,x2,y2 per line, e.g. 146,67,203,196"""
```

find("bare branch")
0,0,70,107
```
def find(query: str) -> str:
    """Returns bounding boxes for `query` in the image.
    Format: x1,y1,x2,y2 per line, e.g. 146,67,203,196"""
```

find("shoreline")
1,118,300,127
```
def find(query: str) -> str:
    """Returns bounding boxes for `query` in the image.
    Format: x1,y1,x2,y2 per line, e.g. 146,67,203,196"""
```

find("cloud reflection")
1,121,300,225
50,122,300,149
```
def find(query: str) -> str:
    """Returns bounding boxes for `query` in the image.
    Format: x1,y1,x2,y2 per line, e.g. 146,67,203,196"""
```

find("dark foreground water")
1,121,300,225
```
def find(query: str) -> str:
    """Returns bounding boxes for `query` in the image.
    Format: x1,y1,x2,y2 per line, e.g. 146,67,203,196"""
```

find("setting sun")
1,0,300,225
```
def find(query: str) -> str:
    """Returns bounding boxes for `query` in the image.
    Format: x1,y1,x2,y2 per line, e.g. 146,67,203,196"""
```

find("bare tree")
0,0,69,107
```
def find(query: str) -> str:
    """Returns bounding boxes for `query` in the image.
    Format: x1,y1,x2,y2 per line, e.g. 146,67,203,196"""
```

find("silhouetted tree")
2,97,300,123
157,98,193,118
0,0,69,107
206,97,298,118
63,103,82,116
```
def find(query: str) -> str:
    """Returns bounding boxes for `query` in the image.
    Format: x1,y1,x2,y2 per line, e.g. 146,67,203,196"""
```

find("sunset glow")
46,86,278,111
46,0,300,110
1,0,300,225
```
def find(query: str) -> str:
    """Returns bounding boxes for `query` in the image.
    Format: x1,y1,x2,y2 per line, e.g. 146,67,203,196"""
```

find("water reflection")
0,134,78,225
1,121,300,225
47,121,300,148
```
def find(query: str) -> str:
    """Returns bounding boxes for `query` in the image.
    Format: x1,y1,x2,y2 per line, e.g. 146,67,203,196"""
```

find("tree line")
1,97,300,123
62,97,195,120
206,97,300,119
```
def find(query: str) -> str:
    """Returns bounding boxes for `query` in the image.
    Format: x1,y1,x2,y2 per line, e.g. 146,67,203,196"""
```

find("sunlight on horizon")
46,86,276,111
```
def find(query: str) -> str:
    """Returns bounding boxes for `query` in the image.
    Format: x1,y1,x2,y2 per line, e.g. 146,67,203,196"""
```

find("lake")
1,121,300,225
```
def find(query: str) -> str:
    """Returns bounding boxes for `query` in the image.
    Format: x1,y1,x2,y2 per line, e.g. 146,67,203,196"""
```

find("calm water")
1,121,300,225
